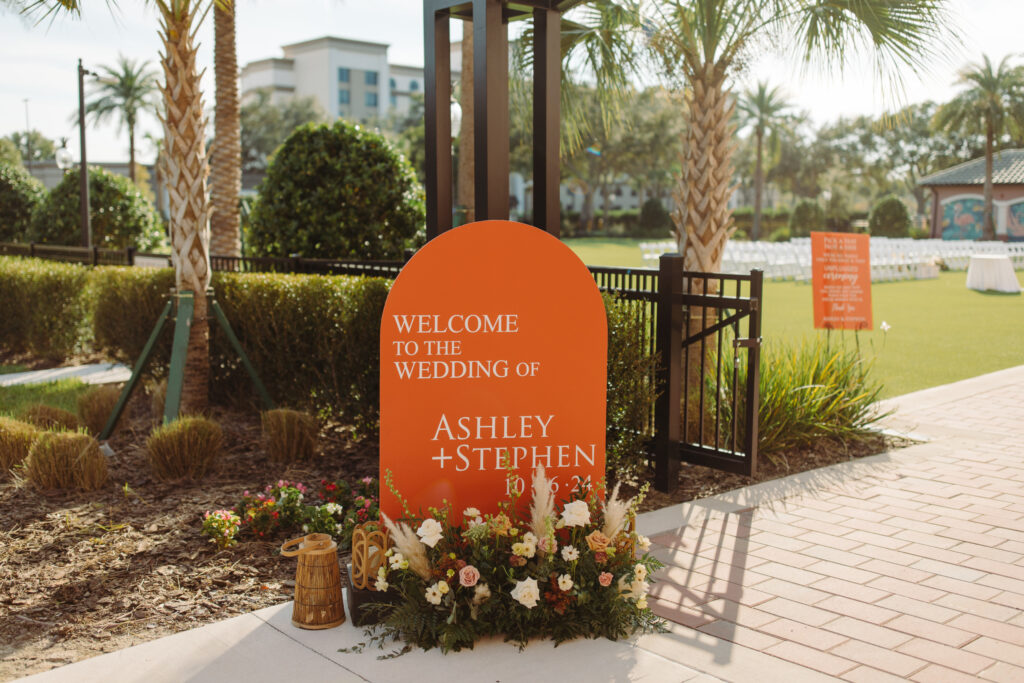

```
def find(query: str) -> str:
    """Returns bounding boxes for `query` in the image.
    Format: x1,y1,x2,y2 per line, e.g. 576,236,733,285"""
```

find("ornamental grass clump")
24,431,107,490
261,408,318,463
77,384,122,436
19,404,82,432
0,417,39,476
147,416,223,481
373,466,664,652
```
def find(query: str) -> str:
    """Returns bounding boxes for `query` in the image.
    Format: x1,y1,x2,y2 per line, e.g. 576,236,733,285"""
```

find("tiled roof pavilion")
919,148,1024,186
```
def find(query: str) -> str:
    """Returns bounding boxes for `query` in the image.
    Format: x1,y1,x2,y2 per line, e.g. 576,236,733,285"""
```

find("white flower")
437,581,450,595
636,595,648,610
560,500,591,527
324,502,343,515
389,552,406,569
377,566,387,578
557,574,573,591
637,535,651,552
561,545,580,562
399,559,409,570
880,321,891,332
416,518,444,548
510,577,540,609
634,564,648,581
472,582,491,605
375,577,389,591
425,584,443,605
522,532,538,547
335,524,343,534
617,576,650,601
301,524,309,532
463,507,481,518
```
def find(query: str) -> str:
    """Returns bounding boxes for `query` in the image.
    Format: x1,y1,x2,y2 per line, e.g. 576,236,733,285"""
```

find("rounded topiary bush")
638,198,671,233
869,194,911,237
25,431,108,490
789,199,824,238
29,166,163,249
249,120,425,259
0,163,46,242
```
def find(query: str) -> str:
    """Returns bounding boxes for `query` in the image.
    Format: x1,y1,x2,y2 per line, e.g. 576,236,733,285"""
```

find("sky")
0,0,1020,165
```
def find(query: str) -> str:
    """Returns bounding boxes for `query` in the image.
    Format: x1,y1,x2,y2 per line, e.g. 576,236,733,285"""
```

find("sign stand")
99,289,274,440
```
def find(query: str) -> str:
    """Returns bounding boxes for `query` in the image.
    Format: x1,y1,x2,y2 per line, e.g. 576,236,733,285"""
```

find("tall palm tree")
34,0,227,414
648,0,950,274
737,81,790,241
932,54,1024,240
80,55,160,184
210,0,241,256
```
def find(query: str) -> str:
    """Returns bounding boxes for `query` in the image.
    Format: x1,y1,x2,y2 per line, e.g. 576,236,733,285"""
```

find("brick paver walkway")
647,365,1024,681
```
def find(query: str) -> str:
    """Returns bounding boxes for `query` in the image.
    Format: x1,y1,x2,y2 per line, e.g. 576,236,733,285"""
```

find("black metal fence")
0,242,761,489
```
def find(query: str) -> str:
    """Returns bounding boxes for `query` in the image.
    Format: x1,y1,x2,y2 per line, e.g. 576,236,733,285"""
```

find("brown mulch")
0,384,902,681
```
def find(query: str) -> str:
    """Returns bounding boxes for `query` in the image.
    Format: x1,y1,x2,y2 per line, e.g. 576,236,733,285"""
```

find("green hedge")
0,163,46,242
0,258,90,359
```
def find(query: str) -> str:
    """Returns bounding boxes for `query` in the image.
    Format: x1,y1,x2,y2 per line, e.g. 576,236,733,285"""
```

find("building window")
338,89,350,105
365,71,378,86
366,92,378,107
410,80,419,91
389,77,396,89
338,67,350,83
390,94,398,107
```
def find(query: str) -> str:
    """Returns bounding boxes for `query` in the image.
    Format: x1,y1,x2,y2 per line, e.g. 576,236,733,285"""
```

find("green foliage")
5,130,56,165
0,163,46,241
767,226,791,242
29,167,163,249
731,206,791,238
19,404,82,432
240,88,325,172
0,379,90,419
604,294,658,481
0,139,22,167
788,199,824,237
261,408,318,463
0,257,90,359
89,265,175,373
25,431,107,491
0,417,38,476
638,198,671,232
868,194,911,237
249,120,424,259
146,416,223,481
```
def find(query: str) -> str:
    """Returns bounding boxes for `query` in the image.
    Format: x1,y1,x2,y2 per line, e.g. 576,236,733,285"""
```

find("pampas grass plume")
529,465,555,546
381,511,432,581
602,482,632,539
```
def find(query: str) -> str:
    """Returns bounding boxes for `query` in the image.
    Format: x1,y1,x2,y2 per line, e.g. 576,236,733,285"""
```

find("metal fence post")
91,246,99,266
744,269,763,476
654,252,684,492
29,242,35,258
126,246,135,266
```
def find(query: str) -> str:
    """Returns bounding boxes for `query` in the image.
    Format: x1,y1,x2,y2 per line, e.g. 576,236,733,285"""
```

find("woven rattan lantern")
281,533,345,629
347,521,395,625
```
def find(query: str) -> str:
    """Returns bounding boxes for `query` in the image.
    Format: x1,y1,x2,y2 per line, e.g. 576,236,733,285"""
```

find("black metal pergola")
423,0,584,239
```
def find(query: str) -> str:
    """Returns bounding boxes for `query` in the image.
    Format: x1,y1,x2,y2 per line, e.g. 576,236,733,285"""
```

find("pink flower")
459,565,481,588
598,572,613,587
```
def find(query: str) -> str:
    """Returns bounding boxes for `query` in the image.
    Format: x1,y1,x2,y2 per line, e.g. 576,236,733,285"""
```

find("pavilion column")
424,5,453,239
472,0,509,221
533,8,560,236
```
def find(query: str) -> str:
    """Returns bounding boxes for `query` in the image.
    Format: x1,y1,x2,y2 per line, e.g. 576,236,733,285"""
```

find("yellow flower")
447,568,455,578
585,530,611,552
438,581,450,595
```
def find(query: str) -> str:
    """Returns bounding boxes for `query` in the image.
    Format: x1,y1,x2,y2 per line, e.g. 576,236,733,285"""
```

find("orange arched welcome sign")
380,221,607,522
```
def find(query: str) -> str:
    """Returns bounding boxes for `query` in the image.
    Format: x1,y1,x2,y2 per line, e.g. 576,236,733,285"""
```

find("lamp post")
55,139,73,173
77,59,97,248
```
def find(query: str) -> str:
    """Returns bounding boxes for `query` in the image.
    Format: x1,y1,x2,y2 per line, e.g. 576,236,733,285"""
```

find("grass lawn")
0,378,90,417
562,238,1024,398
0,364,29,375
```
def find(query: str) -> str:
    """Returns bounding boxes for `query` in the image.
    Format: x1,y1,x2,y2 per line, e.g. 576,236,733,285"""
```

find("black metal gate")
653,254,763,491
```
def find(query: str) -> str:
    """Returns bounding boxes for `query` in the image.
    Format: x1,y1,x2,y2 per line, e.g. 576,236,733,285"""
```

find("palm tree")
210,0,241,257
34,0,228,414
648,0,950,274
737,81,790,241
932,54,1024,240
80,55,159,184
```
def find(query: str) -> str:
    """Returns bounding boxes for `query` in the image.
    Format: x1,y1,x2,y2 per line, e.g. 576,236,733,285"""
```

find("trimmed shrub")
249,120,425,259
0,417,38,476
869,194,912,237
639,198,672,234
28,166,163,249
0,163,46,241
90,265,175,372
77,384,122,435
25,431,107,490
604,294,659,481
0,257,90,359
19,404,82,432
767,226,791,242
147,416,223,480
788,199,824,238
262,408,318,463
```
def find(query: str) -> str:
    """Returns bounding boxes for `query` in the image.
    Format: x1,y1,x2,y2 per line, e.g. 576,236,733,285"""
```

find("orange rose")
585,530,611,552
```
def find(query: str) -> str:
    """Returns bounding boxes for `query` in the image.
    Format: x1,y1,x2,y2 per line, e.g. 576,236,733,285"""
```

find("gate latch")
733,337,762,349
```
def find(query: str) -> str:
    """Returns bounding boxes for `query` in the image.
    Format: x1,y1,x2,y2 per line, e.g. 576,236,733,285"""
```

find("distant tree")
933,54,1024,240
239,89,324,172
79,55,160,184
6,130,56,165
0,138,21,167
738,82,792,240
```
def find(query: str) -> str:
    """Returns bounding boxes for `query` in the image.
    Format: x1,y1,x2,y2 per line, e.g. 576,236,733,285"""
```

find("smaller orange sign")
811,232,873,330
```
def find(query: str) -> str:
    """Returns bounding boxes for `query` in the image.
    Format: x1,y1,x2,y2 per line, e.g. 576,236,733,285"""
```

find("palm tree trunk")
672,63,737,273
210,2,242,257
456,24,475,224
983,122,996,240
158,3,212,414
129,123,137,185
753,129,764,241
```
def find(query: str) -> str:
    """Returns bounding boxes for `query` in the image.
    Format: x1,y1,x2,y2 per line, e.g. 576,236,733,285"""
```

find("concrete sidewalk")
19,366,1024,682
0,363,130,388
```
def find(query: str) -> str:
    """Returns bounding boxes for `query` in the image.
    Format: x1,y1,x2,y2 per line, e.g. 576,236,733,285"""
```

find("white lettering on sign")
393,314,520,334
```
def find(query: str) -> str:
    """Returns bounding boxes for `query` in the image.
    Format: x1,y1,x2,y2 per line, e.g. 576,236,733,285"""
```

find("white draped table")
966,254,1021,293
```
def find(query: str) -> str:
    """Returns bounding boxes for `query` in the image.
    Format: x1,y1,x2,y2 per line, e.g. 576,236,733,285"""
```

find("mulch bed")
0,382,900,681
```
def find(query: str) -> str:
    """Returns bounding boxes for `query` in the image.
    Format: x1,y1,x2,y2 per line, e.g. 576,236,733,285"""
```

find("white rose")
561,545,580,562
375,577,389,591
510,577,540,609
425,585,442,605
473,582,491,605
416,518,444,548
560,500,591,527
637,535,651,552
463,507,481,518
557,574,573,591
522,532,538,546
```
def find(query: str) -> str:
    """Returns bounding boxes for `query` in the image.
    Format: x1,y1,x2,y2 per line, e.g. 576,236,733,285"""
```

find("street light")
55,139,73,172
77,58,98,248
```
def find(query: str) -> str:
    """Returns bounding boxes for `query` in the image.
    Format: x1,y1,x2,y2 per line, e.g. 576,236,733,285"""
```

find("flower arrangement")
369,466,664,652
200,476,380,549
